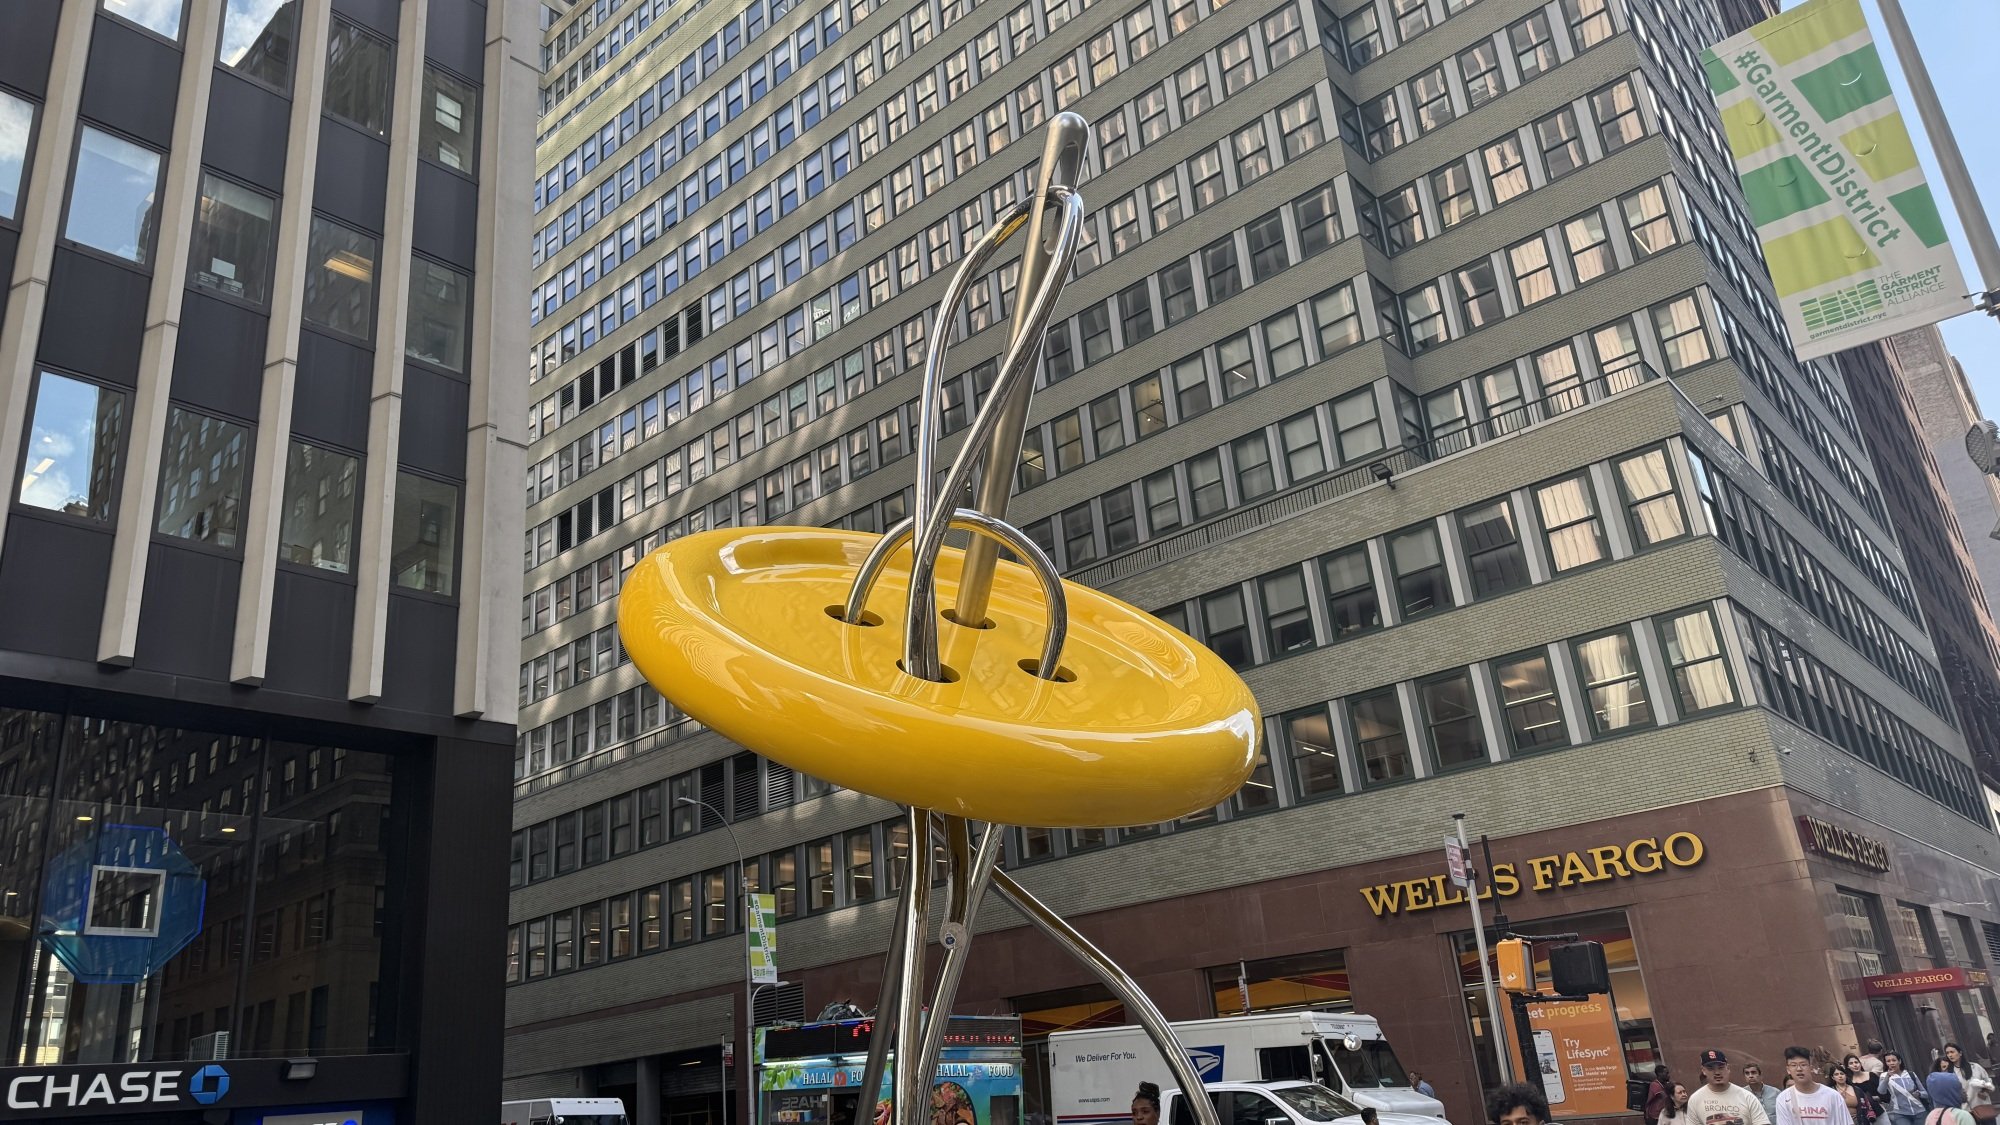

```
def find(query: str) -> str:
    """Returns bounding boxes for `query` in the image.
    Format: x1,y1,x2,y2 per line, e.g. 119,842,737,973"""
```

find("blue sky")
1780,0,2000,417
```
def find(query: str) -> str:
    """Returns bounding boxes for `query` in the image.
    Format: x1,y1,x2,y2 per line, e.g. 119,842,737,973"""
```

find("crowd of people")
1490,1039,1999,1125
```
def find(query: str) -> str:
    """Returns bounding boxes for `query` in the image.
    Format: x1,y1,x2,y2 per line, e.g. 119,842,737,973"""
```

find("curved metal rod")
916,821,1005,1084
900,190,1084,681
892,808,935,1125
857,842,912,1118
991,870,1226,1125
841,508,1070,678
910,195,1046,557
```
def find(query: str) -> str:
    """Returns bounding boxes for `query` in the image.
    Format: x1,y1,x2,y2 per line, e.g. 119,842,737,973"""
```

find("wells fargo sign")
1860,967,1990,998
1360,832,1705,917
1795,815,1891,872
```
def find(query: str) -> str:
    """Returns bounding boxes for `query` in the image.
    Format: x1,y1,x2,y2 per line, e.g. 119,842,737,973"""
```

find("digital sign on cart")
756,1016,1024,1125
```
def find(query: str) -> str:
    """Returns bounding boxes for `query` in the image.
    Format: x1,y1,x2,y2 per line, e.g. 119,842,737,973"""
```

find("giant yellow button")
617,527,1260,828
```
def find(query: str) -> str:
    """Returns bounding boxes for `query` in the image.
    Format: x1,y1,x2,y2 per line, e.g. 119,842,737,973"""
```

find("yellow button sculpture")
617,115,1251,1125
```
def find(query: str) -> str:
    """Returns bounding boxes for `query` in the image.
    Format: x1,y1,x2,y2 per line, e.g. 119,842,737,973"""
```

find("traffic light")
1496,938,1532,992
1549,941,1611,996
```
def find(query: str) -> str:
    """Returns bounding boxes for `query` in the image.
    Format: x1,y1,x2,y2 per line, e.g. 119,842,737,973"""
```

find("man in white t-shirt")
1777,1046,1852,1125
1687,1050,1772,1125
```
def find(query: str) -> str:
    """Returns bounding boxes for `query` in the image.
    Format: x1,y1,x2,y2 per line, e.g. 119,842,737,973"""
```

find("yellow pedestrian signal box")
1496,939,1533,993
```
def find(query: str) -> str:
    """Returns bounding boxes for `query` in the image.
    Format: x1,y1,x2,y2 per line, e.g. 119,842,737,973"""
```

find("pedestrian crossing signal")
1496,939,1532,993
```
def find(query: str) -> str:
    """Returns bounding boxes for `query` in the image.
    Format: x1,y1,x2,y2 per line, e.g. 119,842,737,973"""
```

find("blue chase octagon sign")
39,824,205,985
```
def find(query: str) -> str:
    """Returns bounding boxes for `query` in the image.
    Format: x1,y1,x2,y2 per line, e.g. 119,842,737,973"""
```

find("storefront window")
1455,910,1657,1114
1207,949,1352,1016
0,707,400,1064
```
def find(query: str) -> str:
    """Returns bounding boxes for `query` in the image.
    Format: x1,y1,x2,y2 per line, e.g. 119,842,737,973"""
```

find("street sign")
1444,837,1469,888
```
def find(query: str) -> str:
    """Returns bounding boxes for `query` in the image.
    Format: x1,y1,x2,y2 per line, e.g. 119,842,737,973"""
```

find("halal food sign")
1360,832,1705,917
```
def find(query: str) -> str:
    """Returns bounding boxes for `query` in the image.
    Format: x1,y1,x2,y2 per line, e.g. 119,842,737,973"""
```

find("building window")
1201,588,1253,669
1536,108,1585,180
18,372,126,521
407,258,471,373
1313,284,1363,355
1391,0,1431,39
1564,0,1614,47
846,829,875,902
1421,671,1486,772
1563,211,1614,285
1188,147,1226,212
1145,470,1181,533
1659,607,1735,714
101,0,184,40
1118,281,1155,344
0,91,30,222
189,173,277,305
1159,260,1197,326
1509,11,1559,80
1412,65,1454,132
1332,386,1383,463
1294,185,1340,256
1349,690,1412,787
1616,448,1686,548
1234,121,1274,186
1483,135,1529,204
66,127,163,265
278,442,358,572
1459,499,1529,598
1263,5,1307,64
1203,235,1242,304
325,17,394,137
1402,283,1448,354
1494,650,1567,752
219,0,296,88
1453,259,1502,331
1284,707,1342,799
670,878,695,943
1592,78,1643,152
806,838,836,910
391,472,459,596
1458,40,1502,107
304,216,379,340
1247,211,1290,281
1575,629,1652,732
1651,295,1711,372
1390,523,1452,618
1261,567,1315,656
1219,31,1256,94
1279,92,1325,159
1432,161,1478,229
1317,544,1380,640
421,67,480,173
1508,236,1558,307
525,918,548,977
1622,185,1676,256
1343,6,1384,67
1536,473,1605,572
1232,432,1275,499
1382,185,1425,253
1358,90,1404,158
155,407,250,549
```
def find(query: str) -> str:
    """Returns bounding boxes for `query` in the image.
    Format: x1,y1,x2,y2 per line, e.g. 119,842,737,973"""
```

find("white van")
1161,1081,1443,1125
502,1098,632,1125
1048,1011,1446,1124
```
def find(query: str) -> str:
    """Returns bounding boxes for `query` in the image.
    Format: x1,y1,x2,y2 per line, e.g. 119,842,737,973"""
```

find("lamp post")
679,796,752,1125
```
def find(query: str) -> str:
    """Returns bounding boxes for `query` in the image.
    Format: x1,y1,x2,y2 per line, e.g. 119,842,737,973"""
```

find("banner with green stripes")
749,893,780,984
1700,0,1965,359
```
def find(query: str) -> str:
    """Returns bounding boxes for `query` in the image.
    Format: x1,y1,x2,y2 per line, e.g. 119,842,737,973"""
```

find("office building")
0,0,532,1120
510,0,2000,1120
1885,327,2000,632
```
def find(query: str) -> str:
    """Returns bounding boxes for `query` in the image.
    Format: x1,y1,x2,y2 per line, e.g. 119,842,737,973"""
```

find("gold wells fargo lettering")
1359,832,1705,917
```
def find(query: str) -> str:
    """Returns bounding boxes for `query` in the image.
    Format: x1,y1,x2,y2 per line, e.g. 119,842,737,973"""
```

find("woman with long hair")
1945,1044,1994,1116
1834,1066,1877,1125
1658,1085,1692,1125
1882,1051,1929,1125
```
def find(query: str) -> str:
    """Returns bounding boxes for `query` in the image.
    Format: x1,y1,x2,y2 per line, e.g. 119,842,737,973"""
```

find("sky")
1779,0,2000,418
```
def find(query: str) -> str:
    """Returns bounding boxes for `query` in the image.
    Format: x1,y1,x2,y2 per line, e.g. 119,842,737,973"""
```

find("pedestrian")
1411,1072,1436,1100
1778,1045,1853,1125
1926,1059,1966,1113
1687,1049,1773,1125
1663,1084,1694,1124
1488,1083,1550,1125
1849,1057,1882,1108
1834,1066,1876,1125
1986,1035,2000,1072
1748,1065,1785,1121
1923,1081,1977,1125
1882,1053,1929,1125
1362,1110,1379,1125
1133,1083,1162,1125
1943,1044,1994,1117
1651,1066,1677,1125
1861,1045,1888,1079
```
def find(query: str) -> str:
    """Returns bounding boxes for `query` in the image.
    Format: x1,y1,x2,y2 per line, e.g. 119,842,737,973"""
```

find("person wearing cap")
1688,1049,1773,1125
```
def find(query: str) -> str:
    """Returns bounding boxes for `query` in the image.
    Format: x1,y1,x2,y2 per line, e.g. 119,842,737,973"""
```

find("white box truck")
1048,1012,1447,1125
1160,1081,1446,1125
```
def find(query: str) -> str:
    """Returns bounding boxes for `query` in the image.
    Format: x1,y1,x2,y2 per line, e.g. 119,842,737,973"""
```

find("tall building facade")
0,0,532,1120
512,0,2000,1121
1886,327,2000,630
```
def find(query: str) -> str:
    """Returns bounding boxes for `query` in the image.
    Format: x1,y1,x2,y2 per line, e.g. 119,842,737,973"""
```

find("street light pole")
681,796,752,1125
1456,814,1512,1087
1873,0,2000,307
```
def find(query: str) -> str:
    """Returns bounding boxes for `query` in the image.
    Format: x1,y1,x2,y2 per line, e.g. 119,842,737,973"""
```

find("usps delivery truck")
1048,1012,1447,1125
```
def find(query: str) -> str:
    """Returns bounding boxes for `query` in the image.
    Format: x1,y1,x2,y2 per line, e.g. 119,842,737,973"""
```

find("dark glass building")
0,0,534,1120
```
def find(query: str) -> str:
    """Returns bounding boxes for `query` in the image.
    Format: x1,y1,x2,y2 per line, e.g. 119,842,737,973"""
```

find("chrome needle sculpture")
618,113,1260,1125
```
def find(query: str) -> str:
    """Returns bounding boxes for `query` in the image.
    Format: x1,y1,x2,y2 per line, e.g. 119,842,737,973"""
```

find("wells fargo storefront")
921,786,2000,1125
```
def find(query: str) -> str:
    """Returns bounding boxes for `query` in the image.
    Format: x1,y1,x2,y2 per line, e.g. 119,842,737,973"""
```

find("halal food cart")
756,1015,1025,1125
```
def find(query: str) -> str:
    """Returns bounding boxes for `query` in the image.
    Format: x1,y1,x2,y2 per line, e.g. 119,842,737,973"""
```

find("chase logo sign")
3,1064,228,1113
1187,1047,1225,1083
189,1065,230,1105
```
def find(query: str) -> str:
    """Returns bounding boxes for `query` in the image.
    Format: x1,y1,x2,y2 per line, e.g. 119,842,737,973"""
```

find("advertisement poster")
1699,0,1966,358
758,1060,1022,1125
1521,995,1628,1117
749,893,779,984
